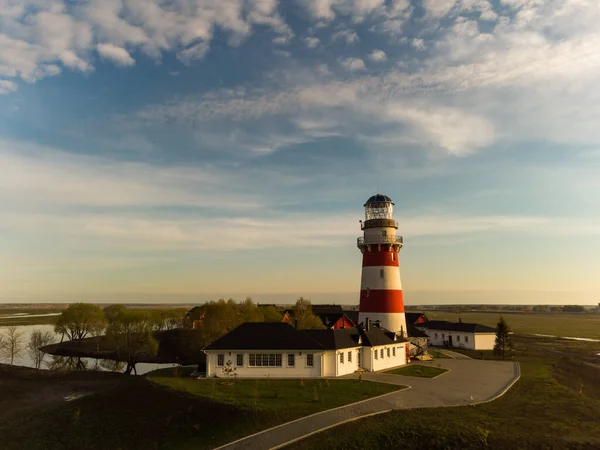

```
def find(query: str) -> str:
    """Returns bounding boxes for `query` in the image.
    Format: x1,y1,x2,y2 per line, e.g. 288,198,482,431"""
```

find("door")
448,335,453,347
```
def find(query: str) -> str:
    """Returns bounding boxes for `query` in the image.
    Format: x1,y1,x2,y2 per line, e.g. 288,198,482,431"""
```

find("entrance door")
448,335,453,347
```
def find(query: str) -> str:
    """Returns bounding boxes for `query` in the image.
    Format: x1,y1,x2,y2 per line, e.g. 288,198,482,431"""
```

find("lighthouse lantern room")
357,194,408,337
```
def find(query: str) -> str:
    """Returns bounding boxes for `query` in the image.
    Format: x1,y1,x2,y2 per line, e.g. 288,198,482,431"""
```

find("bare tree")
27,329,55,369
1,326,25,366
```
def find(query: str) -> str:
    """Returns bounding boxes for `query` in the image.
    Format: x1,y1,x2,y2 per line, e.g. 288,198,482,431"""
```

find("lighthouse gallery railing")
357,235,403,245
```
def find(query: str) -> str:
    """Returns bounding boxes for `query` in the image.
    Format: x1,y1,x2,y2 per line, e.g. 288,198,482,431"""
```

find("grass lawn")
427,349,451,359
385,365,448,378
0,367,401,450
289,335,600,450
424,311,600,340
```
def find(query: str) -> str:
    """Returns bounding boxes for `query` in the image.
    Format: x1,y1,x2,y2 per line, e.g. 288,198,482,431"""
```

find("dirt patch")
0,364,122,420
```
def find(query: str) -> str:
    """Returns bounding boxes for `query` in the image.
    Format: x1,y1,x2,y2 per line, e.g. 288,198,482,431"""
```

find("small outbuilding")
415,320,496,350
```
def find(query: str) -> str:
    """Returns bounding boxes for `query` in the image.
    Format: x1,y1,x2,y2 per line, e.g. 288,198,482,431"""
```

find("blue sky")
1,0,599,304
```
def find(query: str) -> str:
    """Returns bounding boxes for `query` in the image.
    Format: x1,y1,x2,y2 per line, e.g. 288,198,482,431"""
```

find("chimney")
365,317,370,331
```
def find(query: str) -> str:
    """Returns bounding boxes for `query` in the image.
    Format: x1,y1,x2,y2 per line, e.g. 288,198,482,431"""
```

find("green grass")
385,365,448,378
425,311,600,339
427,349,451,359
0,308,63,326
0,370,401,450
289,336,600,450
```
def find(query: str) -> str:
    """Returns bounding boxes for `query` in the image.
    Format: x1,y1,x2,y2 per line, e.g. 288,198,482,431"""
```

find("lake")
0,323,179,375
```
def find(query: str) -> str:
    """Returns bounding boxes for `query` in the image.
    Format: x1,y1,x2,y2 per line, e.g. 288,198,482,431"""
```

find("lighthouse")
357,194,407,337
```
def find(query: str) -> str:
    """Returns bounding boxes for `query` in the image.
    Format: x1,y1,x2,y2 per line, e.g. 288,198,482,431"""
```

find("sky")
1,0,599,305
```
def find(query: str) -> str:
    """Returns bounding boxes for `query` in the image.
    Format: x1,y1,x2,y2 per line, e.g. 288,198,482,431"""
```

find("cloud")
411,38,425,51
332,29,360,44
340,57,366,71
0,0,292,85
97,43,135,66
0,139,261,209
422,0,456,19
0,80,18,94
304,37,321,48
368,49,387,61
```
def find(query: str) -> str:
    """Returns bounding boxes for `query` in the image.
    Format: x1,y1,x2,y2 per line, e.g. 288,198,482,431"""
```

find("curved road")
215,359,520,450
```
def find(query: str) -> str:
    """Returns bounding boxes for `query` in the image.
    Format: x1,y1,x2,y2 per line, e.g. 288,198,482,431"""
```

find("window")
392,252,395,261
288,354,295,367
457,335,461,342
248,354,282,367
380,269,384,278
307,354,314,367
465,336,469,343
236,354,243,366
442,334,445,339
374,350,378,360
217,354,224,367
392,347,396,357
387,348,390,358
348,351,352,363
434,333,438,339
380,349,384,359
340,352,344,364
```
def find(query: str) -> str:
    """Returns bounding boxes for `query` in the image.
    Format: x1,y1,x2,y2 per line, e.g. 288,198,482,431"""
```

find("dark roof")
407,324,429,338
405,312,428,324
415,320,496,333
343,310,359,324
364,194,394,206
185,306,205,320
204,322,324,351
302,328,360,350
360,326,406,346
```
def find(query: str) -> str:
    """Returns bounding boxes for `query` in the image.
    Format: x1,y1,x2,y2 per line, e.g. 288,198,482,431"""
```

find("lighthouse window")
380,269,384,278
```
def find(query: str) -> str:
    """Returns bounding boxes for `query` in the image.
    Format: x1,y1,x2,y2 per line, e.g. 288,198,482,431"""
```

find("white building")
415,320,496,351
204,321,408,378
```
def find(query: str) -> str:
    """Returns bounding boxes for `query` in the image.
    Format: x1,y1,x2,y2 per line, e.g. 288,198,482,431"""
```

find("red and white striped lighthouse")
357,194,407,337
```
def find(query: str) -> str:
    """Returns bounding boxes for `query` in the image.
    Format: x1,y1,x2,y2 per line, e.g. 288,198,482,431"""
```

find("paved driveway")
215,359,520,450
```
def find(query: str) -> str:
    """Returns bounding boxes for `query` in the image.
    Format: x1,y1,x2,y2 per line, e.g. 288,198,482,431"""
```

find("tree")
261,305,282,322
54,303,105,345
1,326,25,366
106,310,158,375
493,316,512,360
27,329,55,369
103,304,127,325
292,298,325,329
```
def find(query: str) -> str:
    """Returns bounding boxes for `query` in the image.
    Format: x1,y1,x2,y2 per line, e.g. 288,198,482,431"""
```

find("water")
531,333,600,342
0,313,61,319
0,323,178,375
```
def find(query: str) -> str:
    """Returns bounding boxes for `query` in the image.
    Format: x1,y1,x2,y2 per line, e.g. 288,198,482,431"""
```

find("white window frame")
387,348,390,358
380,348,384,359
465,335,469,343
217,354,224,367
288,353,295,367
392,347,396,357
374,350,378,360
236,353,243,367
340,352,344,364
306,353,314,367
348,351,352,363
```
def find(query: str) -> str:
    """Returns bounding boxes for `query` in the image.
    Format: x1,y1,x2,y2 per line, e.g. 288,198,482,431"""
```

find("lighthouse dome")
364,194,394,206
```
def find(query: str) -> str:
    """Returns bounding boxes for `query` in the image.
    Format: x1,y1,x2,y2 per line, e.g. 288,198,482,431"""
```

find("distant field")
423,311,600,339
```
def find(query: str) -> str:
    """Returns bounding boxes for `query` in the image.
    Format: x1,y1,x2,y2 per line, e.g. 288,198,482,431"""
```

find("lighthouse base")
359,312,407,337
